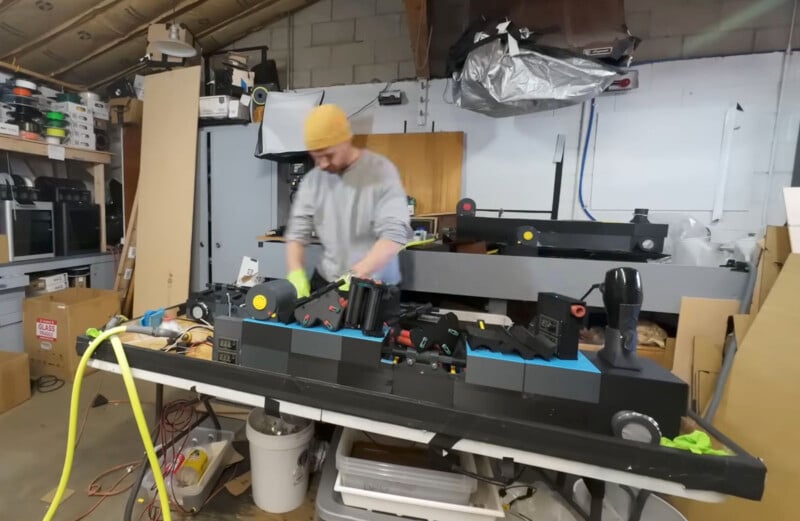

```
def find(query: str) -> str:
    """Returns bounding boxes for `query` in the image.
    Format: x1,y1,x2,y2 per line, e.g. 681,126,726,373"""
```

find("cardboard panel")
352,132,464,215
133,67,201,316
674,254,800,521
672,297,739,385
692,336,722,414
750,226,791,314
0,351,30,413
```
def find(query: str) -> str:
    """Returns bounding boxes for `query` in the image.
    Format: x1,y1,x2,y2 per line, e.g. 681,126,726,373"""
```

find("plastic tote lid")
249,409,311,436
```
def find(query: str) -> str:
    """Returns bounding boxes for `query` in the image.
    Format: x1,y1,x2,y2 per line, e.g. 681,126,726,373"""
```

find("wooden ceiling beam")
194,0,283,39
0,0,23,16
0,59,84,90
196,0,314,48
404,0,431,79
1,0,125,61
50,0,211,77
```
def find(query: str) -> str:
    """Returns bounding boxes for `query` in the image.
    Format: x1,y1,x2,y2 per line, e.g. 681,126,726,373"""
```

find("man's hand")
287,269,310,298
350,239,403,280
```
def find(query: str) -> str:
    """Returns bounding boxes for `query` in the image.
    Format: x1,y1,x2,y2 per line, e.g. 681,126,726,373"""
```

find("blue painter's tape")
466,344,600,374
243,318,384,343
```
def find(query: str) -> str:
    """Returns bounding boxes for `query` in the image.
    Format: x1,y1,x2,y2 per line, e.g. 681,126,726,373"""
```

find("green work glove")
338,273,352,292
287,269,310,299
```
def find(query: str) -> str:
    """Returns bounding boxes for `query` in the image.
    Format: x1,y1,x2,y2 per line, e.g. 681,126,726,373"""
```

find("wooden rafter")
1,0,124,60
403,0,431,79
0,0,23,16
50,0,211,77
196,0,314,47
0,59,85,90
194,0,284,39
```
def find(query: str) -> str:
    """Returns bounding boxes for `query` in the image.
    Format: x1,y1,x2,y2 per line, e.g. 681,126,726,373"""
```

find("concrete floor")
0,373,288,521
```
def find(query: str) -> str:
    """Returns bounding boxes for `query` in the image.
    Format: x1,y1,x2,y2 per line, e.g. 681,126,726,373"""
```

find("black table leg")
628,490,651,521
585,478,606,521
154,383,163,424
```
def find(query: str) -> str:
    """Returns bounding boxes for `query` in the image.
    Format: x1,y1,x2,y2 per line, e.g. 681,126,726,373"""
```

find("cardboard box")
751,226,791,314
66,121,93,134
110,97,143,125
88,100,109,121
199,95,231,118
673,254,800,521
671,297,739,385
30,273,69,294
23,288,120,381
228,99,248,120
66,133,96,150
0,351,30,414
51,101,94,123
579,338,676,371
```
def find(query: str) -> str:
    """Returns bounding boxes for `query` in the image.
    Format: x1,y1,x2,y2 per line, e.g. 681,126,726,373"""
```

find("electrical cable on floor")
35,375,65,393
578,98,597,221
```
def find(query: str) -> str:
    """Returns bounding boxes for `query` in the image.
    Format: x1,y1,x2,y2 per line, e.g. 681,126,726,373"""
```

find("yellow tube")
109,335,172,521
42,327,172,521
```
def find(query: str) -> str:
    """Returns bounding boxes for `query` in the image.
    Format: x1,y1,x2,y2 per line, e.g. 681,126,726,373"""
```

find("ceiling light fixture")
151,22,197,58
150,0,197,58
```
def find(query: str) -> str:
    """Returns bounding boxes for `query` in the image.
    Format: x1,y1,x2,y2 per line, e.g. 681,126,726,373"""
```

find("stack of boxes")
54,101,95,149
52,96,108,150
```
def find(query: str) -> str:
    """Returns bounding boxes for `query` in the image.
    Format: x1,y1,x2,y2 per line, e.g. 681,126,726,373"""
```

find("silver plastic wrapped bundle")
453,37,621,117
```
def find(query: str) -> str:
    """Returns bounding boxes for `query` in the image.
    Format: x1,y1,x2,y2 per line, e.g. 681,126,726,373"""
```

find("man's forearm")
351,239,403,279
286,240,306,273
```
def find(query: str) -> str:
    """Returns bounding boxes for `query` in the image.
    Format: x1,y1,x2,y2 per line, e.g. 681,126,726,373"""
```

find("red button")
463,202,472,211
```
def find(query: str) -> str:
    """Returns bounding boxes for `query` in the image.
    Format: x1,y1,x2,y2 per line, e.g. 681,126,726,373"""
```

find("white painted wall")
287,52,798,242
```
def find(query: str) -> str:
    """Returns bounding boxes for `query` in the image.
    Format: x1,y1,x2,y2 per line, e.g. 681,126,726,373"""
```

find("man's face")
309,142,351,174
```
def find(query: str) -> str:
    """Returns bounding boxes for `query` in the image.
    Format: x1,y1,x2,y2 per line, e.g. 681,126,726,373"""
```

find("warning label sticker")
36,318,58,341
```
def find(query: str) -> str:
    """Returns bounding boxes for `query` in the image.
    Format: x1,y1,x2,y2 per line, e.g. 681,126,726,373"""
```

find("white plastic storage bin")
171,427,235,512
334,454,504,521
335,427,477,505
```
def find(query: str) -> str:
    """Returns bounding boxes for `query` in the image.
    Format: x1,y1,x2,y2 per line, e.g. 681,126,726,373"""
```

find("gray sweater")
285,150,411,284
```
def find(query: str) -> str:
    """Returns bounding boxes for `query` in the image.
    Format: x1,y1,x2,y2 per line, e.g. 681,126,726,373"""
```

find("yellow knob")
252,294,268,311
523,230,534,241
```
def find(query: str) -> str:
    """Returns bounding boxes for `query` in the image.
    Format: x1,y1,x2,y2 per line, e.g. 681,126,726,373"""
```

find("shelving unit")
0,134,113,251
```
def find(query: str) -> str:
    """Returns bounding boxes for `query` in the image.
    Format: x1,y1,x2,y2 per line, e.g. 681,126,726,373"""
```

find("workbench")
77,318,766,521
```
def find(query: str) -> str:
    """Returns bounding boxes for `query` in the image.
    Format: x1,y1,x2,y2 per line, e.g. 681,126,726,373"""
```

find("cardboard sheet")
750,226,791,314
672,297,739,385
674,254,800,520
133,67,201,316
692,336,722,414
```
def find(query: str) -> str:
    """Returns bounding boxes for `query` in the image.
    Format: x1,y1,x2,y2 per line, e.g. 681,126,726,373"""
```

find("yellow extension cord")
42,326,172,521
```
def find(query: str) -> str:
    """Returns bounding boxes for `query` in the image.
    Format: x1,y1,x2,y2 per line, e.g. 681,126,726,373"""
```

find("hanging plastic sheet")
452,24,621,118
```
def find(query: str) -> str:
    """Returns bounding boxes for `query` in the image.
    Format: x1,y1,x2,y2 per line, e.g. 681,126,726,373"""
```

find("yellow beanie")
304,104,352,151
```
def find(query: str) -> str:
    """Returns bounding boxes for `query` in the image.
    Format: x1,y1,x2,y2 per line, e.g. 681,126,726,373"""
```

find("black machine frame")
77,336,765,501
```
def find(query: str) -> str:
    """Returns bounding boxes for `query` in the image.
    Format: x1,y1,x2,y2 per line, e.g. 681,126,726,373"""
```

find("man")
285,104,411,298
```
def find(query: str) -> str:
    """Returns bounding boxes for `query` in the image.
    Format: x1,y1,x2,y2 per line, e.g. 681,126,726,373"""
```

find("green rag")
660,430,731,456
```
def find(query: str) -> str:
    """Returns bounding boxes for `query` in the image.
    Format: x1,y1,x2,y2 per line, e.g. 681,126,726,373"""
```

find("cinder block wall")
627,0,800,61
230,0,414,89
229,0,800,89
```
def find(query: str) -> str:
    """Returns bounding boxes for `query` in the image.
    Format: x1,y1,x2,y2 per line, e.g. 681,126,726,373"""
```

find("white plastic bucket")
573,479,687,521
246,409,314,513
